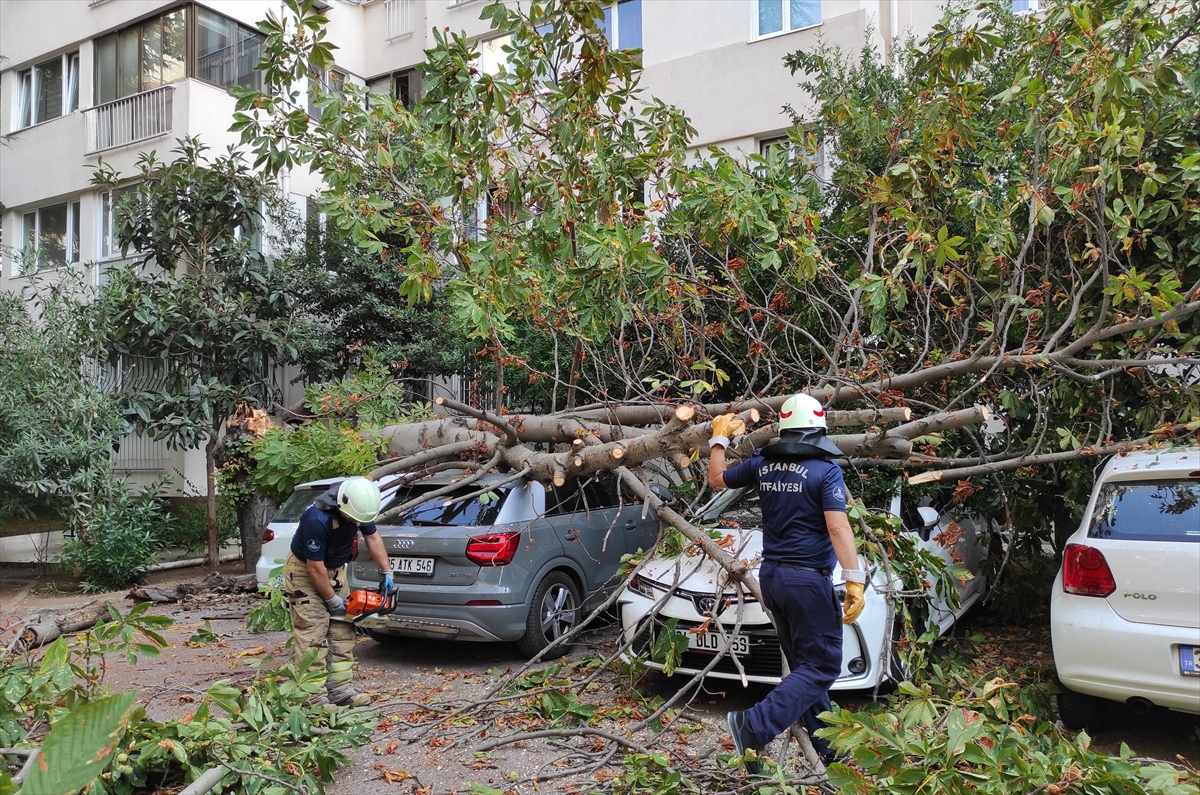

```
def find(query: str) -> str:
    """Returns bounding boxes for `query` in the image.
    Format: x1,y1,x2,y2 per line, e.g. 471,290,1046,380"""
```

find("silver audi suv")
345,470,660,656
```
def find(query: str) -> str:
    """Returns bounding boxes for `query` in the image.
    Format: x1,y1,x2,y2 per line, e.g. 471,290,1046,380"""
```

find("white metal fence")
114,431,172,472
84,85,174,155
386,0,413,40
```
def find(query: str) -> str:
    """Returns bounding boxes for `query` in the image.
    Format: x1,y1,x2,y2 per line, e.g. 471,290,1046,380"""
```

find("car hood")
639,527,766,593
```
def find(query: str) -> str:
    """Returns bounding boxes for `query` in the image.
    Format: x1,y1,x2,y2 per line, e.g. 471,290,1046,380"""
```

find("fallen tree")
221,0,1200,788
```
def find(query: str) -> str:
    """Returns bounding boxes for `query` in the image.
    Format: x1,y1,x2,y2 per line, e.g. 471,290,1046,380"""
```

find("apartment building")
0,0,947,490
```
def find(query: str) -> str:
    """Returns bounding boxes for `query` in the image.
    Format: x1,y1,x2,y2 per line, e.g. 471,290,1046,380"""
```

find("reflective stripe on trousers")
284,553,357,698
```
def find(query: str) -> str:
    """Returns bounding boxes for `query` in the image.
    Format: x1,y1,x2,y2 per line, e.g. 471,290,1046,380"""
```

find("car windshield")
702,489,761,528
1088,479,1200,543
273,488,324,522
701,484,890,528
386,486,510,527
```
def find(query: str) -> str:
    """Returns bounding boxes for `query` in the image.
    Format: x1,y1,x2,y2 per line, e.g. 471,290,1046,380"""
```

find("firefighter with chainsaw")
708,394,864,772
285,476,393,707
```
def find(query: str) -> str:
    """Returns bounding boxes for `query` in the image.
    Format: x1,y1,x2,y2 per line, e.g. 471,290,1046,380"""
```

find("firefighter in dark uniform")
285,476,393,707
707,394,866,771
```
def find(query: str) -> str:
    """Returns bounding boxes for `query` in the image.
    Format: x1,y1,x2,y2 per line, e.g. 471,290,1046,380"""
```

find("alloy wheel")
539,583,577,642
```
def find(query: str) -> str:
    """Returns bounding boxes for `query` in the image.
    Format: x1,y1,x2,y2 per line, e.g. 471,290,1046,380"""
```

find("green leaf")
18,691,137,795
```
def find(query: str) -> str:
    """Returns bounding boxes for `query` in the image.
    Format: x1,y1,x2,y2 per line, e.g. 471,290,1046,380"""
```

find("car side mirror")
648,484,676,506
915,506,939,541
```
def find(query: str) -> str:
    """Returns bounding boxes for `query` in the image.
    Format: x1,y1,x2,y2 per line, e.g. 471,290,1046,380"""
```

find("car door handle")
624,521,637,530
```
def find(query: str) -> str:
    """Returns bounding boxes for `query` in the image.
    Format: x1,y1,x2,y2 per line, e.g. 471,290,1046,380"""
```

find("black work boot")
726,711,762,775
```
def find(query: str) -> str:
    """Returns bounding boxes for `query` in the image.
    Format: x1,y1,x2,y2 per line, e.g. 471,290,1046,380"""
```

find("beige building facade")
0,0,954,489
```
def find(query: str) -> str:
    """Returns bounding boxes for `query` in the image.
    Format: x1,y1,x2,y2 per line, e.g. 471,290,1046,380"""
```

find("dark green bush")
162,499,238,555
62,480,178,592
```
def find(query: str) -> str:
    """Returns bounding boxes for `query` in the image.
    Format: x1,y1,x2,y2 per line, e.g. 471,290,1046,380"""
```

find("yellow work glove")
709,414,746,450
842,581,865,625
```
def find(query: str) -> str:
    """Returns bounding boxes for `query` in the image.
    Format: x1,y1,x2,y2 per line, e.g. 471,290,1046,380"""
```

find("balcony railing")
386,0,413,40
114,430,172,472
83,85,173,155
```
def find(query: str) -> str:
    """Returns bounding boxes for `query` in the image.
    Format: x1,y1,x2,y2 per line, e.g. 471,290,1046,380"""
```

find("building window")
394,70,421,110
599,0,642,51
14,52,79,129
100,187,135,259
1011,0,1040,12
479,35,512,77
21,200,81,273
95,6,262,104
308,66,348,116
195,7,264,92
757,0,820,37
759,134,824,182
95,8,187,103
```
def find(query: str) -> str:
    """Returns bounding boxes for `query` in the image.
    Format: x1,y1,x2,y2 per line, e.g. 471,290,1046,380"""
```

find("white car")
1050,446,1200,729
617,486,994,691
255,474,405,588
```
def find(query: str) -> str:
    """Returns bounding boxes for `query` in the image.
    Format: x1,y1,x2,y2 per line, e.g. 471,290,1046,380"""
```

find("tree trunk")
237,492,277,575
494,353,505,412
564,339,584,411
205,434,219,569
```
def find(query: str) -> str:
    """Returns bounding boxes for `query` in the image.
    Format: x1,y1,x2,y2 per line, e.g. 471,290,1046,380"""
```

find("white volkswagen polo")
1050,445,1200,729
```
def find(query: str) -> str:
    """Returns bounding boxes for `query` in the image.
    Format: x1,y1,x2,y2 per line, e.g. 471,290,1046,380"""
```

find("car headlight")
627,574,662,598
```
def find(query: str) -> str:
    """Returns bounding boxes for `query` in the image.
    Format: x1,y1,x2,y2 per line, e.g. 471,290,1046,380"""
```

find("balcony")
386,0,413,40
83,85,174,155
114,430,172,472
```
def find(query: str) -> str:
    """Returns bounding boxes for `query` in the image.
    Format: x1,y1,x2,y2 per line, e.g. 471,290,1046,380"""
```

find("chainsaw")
343,584,399,621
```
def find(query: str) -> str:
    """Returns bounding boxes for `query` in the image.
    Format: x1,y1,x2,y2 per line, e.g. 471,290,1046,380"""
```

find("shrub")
819,652,1200,795
161,500,238,555
62,479,178,592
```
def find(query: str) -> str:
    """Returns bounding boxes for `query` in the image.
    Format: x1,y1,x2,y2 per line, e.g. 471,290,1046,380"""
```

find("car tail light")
466,532,520,566
261,529,275,543
1062,544,1116,597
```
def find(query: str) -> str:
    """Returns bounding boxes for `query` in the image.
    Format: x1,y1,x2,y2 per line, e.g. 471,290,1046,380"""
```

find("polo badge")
307,539,320,552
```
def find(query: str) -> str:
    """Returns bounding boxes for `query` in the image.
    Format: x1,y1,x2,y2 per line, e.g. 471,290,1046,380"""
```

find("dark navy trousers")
745,563,843,756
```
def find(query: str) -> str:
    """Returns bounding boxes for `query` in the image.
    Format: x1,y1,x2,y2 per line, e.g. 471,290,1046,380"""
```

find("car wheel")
1057,687,1107,731
517,571,580,657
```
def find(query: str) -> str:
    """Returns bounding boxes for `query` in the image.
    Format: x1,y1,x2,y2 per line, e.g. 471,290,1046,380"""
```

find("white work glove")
325,595,347,617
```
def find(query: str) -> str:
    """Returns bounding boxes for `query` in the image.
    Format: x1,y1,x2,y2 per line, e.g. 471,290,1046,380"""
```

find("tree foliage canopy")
0,282,122,528
90,137,305,564
233,0,1198,475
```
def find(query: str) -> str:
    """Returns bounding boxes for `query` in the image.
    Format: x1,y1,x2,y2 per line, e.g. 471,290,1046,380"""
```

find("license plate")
1182,646,1198,677
687,630,749,656
390,557,435,576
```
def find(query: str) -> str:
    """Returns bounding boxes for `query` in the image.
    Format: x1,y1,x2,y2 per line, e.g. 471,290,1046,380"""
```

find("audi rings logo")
393,539,415,550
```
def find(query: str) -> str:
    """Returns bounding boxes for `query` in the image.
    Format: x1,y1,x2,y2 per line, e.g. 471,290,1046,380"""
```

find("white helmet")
337,476,382,524
778,393,827,432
